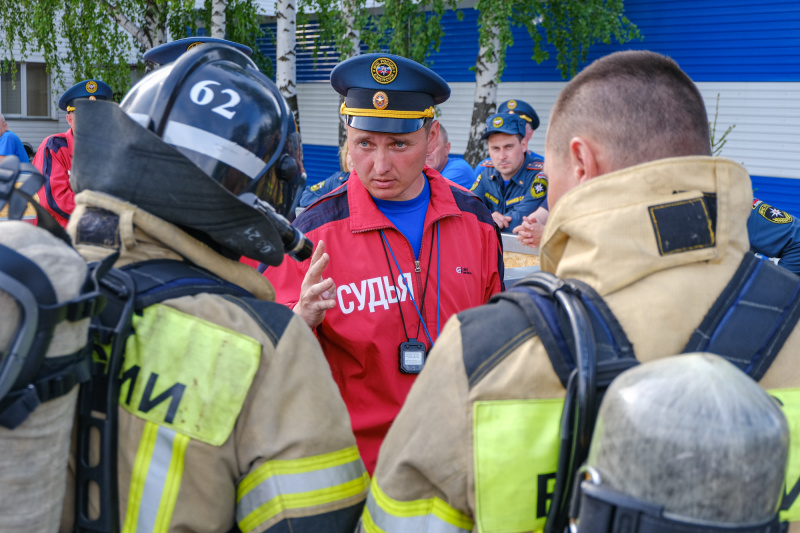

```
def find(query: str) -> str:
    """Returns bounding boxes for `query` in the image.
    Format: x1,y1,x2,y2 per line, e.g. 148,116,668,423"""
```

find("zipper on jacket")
415,261,421,273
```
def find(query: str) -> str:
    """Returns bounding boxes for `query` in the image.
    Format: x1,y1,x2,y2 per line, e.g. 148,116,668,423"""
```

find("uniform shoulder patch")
479,158,494,168
459,299,535,389
470,175,482,191
648,197,715,255
527,161,544,171
309,180,326,192
757,202,793,224
530,175,547,199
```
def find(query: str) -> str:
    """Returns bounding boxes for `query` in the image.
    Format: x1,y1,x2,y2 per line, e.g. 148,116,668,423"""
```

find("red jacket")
33,129,74,227
266,167,504,473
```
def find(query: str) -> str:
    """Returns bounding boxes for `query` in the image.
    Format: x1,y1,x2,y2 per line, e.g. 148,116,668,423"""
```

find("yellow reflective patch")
120,304,261,446
506,196,524,206
769,388,800,522
309,180,326,192
474,399,563,532
484,192,499,205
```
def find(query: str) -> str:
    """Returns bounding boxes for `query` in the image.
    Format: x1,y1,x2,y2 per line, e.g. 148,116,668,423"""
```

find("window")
0,62,51,118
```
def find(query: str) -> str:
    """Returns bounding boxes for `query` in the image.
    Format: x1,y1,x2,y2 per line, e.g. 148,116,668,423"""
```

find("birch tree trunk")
464,30,500,167
210,0,227,39
337,0,362,148
276,0,299,131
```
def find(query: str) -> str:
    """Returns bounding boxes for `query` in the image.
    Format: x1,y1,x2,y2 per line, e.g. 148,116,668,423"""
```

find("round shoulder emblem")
187,42,204,51
470,175,482,191
373,91,389,110
371,58,398,84
85,81,98,93
492,116,504,128
507,99,517,110
758,202,793,224
530,174,548,199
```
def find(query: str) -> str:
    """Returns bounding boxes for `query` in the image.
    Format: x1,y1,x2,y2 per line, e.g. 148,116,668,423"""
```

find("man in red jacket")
33,79,113,227
266,53,504,473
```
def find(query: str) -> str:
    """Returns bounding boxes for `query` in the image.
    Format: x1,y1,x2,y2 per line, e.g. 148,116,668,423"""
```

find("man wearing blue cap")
470,112,548,233
267,53,504,474
143,36,253,64
33,79,113,227
474,98,542,177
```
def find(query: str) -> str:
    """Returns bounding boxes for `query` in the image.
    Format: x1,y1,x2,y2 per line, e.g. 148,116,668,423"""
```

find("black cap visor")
345,115,426,134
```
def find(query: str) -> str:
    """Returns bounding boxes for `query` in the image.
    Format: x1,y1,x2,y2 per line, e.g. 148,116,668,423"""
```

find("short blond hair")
547,50,711,171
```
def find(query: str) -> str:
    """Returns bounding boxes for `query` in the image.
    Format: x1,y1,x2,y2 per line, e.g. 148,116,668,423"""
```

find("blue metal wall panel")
262,0,800,83
303,144,341,184
751,175,800,216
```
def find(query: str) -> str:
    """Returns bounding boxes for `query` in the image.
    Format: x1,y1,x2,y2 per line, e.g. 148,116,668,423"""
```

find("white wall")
297,80,800,180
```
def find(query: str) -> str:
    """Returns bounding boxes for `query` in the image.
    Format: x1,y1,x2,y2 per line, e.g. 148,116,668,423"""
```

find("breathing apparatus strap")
493,272,638,533
505,252,800,533
74,258,255,533
577,482,783,533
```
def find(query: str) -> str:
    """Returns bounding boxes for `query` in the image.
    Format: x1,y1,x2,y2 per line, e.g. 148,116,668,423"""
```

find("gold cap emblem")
372,91,389,110
492,116,504,128
86,81,97,93
371,58,398,84
507,99,517,109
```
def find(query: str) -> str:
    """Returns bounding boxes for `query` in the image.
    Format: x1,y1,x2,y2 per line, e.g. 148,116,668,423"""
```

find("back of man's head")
547,51,711,171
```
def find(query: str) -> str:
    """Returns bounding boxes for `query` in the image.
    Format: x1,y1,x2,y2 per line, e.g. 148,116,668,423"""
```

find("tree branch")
99,0,148,49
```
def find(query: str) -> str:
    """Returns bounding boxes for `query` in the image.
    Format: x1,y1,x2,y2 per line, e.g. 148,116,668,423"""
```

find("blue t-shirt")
0,131,29,163
373,177,431,259
440,157,476,189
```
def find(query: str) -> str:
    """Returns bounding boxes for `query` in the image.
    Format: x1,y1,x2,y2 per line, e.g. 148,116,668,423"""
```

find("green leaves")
0,0,268,97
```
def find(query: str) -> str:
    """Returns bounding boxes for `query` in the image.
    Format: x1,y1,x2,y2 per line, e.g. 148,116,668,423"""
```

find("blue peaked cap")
481,113,527,140
59,79,113,112
331,53,450,134
144,37,253,65
498,99,540,131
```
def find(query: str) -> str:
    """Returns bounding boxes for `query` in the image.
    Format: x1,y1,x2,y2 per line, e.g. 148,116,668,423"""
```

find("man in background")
33,79,113,227
425,123,475,189
0,113,29,163
470,113,547,232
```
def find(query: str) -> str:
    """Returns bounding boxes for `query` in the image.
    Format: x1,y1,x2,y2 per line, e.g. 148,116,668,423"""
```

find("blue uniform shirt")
440,157,476,189
473,150,544,178
298,171,350,208
470,152,547,233
748,199,800,274
0,131,30,163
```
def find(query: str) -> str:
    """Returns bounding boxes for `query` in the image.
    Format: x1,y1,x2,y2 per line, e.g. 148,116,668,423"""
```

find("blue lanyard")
380,224,441,346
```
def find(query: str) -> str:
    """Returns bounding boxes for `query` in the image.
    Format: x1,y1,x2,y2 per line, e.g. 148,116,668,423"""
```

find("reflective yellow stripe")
473,399,564,533
153,432,190,531
363,477,474,533
506,195,524,206
340,102,435,119
122,422,159,533
122,423,189,533
769,388,800,522
236,446,368,533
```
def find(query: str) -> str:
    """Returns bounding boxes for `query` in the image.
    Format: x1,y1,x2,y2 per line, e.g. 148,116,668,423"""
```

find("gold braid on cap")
340,102,434,119
66,106,76,112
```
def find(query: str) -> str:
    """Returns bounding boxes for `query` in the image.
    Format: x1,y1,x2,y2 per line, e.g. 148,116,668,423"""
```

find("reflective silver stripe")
236,458,364,524
127,112,150,128
365,491,471,533
163,120,266,179
136,426,177,533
